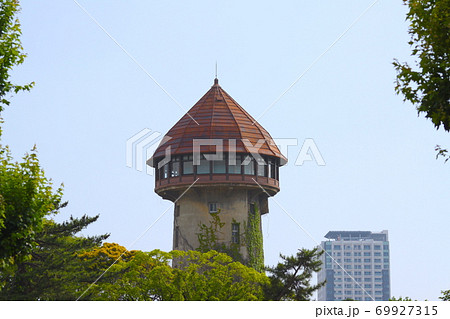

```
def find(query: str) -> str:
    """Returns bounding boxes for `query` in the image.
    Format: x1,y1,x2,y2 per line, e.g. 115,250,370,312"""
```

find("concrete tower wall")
172,186,267,262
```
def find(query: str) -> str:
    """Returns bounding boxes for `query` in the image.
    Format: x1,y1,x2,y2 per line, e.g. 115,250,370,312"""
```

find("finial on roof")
214,62,219,85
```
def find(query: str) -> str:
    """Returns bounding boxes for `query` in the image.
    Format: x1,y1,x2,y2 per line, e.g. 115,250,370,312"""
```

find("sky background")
2,0,449,300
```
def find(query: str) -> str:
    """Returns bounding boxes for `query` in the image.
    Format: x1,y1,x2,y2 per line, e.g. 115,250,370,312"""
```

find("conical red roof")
150,79,286,164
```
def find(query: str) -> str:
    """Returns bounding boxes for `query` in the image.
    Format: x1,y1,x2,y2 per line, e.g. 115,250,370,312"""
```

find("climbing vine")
196,213,224,253
196,213,244,264
195,204,265,272
245,204,264,272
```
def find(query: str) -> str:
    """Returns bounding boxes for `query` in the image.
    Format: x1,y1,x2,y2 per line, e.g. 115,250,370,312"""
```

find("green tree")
0,0,63,282
0,214,109,300
440,290,450,301
393,0,450,161
0,146,63,271
0,0,34,114
390,296,414,301
0,0,53,271
263,247,324,301
435,145,449,162
84,249,268,301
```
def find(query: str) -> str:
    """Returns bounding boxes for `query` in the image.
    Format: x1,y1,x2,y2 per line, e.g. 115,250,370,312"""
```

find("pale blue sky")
3,1,449,300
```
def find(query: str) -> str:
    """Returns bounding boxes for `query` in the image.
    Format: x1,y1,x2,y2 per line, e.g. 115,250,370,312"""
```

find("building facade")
148,78,286,267
317,230,390,301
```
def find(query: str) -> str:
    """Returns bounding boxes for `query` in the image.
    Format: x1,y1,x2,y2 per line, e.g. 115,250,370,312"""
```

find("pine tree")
0,213,109,300
263,248,324,300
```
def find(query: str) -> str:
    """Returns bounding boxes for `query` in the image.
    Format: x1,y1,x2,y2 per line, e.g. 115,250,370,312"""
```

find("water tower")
148,78,286,267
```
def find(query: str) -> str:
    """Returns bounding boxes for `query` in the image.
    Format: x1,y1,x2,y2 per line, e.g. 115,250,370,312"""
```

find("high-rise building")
148,78,286,268
317,230,390,301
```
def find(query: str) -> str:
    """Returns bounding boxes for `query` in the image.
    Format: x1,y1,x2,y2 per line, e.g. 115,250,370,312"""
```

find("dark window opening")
268,158,277,179
175,226,179,248
171,156,180,177
209,202,218,214
159,163,169,179
249,203,256,214
231,223,240,244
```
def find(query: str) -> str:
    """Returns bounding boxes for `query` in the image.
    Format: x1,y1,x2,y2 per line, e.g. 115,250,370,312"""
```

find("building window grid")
320,236,389,301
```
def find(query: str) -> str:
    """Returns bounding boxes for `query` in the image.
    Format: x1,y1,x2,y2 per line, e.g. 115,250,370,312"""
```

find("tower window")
212,155,226,173
257,157,266,177
209,202,218,214
159,163,169,179
171,156,180,177
197,154,210,174
231,223,240,244
243,156,255,175
182,155,193,175
268,159,276,179
228,154,242,174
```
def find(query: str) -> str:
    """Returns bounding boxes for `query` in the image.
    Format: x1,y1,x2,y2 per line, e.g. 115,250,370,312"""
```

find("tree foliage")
1,214,323,301
394,0,450,131
390,296,415,301
84,249,268,301
435,144,449,162
0,0,53,271
263,247,324,301
0,214,109,300
440,290,450,301
0,0,34,113
0,146,63,270
0,214,268,301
